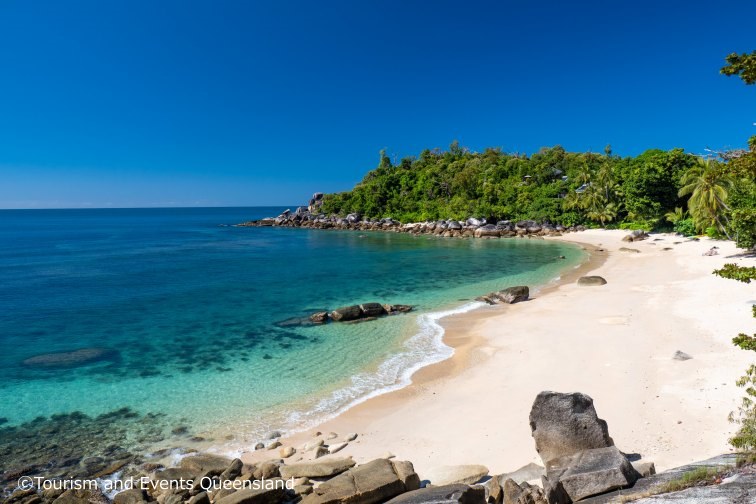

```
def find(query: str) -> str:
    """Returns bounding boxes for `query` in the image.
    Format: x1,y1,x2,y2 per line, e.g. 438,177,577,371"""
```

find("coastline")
239,229,756,480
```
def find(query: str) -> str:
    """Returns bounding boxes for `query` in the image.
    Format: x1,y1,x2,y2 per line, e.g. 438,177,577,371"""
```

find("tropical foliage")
714,263,756,455
321,144,698,229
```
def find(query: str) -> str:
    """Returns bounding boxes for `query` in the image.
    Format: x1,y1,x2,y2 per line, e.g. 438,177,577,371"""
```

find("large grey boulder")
302,458,420,504
180,454,234,477
501,479,547,504
279,458,356,479
330,305,363,322
529,391,614,465
215,486,287,504
474,225,500,238
386,485,485,504
495,286,529,304
542,446,639,503
577,276,607,286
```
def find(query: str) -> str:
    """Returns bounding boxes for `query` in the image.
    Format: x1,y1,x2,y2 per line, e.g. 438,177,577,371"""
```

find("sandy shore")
242,230,755,479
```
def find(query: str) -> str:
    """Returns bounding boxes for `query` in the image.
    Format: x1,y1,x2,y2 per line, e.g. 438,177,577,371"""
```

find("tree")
714,263,756,456
678,158,733,236
721,51,756,85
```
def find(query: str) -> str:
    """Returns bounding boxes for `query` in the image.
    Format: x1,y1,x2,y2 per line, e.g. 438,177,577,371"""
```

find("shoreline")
239,229,755,479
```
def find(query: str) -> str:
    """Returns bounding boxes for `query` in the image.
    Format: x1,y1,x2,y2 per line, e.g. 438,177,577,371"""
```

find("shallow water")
0,207,585,453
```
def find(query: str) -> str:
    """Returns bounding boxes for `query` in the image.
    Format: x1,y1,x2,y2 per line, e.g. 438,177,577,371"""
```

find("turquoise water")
0,207,585,452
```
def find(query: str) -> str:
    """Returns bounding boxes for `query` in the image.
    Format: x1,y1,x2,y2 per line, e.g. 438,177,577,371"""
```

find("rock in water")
22,348,116,368
577,276,607,286
302,458,420,504
330,305,362,322
494,286,529,304
542,446,639,502
310,311,329,323
360,302,387,317
529,391,614,465
386,485,486,504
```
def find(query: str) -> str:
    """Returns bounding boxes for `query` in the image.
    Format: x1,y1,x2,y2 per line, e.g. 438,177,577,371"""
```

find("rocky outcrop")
576,276,607,286
621,231,649,243
476,286,529,305
386,485,486,504
309,303,412,324
423,465,489,486
529,392,614,466
330,305,363,322
236,201,583,240
541,447,639,503
302,459,420,504
278,458,356,479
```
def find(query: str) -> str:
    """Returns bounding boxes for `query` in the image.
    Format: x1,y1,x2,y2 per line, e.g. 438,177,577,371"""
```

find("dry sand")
242,230,756,479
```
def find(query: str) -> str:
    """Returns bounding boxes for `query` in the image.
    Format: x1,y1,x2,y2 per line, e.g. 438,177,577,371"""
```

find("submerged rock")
22,348,116,368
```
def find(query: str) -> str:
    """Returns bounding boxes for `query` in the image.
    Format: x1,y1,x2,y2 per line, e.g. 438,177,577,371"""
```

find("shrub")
674,218,697,236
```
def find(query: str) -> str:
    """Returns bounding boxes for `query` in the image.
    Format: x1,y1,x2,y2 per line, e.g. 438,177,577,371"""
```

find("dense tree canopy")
321,144,698,230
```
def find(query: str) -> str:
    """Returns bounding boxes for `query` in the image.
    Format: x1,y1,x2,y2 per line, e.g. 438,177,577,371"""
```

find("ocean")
0,207,585,464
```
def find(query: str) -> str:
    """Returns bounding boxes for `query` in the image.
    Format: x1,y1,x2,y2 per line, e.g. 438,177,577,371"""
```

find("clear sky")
1,0,754,208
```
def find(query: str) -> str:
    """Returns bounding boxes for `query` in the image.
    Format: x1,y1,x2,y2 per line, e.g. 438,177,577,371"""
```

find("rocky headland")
5,392,752,504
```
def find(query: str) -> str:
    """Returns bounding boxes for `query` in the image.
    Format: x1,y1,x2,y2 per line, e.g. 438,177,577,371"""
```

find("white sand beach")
243,230,756,479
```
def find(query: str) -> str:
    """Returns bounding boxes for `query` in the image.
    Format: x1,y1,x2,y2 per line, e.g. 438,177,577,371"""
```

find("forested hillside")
321,141,756,248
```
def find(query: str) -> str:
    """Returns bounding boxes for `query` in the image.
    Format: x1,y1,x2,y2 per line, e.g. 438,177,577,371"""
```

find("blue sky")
1,0,754,208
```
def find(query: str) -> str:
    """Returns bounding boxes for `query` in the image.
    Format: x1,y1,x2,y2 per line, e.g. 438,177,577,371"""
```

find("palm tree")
678,158,733,237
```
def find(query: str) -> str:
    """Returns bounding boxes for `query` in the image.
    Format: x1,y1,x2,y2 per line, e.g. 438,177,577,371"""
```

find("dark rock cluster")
237,195,586,239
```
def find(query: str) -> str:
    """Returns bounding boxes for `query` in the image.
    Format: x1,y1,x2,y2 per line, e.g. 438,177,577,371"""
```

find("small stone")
267,441,282,450
254,442,265,450
326,432,338,440
314,446,329,458
280,446,296,458
673,350,692,361
329,442,347,454
345,433,358,441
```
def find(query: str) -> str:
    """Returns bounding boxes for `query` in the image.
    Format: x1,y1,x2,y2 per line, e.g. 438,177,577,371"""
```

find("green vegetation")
322,142,754,244
321,50,756,248
714,263,756,455
721,50,756,85
659,467,728,493
322,144,698,229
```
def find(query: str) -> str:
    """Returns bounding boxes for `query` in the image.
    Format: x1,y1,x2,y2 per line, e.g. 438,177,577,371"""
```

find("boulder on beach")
303,458,420,504
529,391,614,465
180,454,234,476
279,458,356,479
542,446,639,502
494,286,529,304
22,348,116,368
577,276,607,286
216,486,287,504
673,350,692,361
423,465,489,486
330,305,363,322
386,485,485,504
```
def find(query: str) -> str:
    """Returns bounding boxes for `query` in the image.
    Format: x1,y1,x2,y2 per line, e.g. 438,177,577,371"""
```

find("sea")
0,207,586,464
